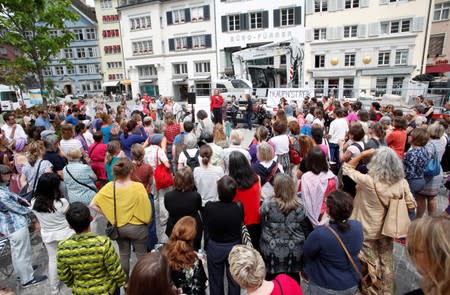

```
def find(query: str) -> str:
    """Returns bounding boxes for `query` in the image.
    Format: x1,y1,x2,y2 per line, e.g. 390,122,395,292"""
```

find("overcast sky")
86,0,94,7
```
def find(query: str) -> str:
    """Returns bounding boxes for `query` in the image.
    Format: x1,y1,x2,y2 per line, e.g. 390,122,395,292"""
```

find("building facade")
44,0,102,97
118,0,216,100
94,0,128,93
304,0,432,100
215,0,306,87
427,0,450,76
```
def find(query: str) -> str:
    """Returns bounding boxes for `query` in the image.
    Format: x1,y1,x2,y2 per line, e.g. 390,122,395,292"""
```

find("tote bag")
154,148,173,191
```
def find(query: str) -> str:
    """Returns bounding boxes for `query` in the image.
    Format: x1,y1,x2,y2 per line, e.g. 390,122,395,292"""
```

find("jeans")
207,240,240,295
244,111,253,130
212,108,223,124
408,178,426,195
147,193,158,251
328,143,340,165
8,226,34,285
117,224,148,278
309,282,358,295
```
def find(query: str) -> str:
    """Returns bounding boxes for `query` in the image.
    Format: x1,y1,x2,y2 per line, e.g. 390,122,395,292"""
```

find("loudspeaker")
187,92,196,104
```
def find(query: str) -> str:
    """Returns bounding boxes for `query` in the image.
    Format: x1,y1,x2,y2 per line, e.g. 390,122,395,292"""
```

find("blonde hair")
273,173,300,214
230,130,243,145
407,215,450,295
256,142,274,162
427,121,445,139
27,141,44,166
66,148,82,162
228,245,266,289
213,124,227,143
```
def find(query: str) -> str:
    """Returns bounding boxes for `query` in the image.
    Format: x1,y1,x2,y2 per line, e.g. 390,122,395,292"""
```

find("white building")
304,0,432,100
215,0,306,88
117,0,216,100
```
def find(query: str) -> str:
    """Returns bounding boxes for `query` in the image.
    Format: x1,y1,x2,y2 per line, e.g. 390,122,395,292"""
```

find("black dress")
170,256,207,295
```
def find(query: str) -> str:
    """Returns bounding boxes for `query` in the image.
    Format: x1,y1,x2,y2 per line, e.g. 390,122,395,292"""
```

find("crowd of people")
0,92,449,295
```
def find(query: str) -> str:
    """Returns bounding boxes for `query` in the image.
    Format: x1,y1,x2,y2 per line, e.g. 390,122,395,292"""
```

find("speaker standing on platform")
210,89,224,125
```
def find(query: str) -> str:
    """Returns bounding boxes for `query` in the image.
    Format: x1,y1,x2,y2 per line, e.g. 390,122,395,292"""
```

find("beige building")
427,0,450,75
94,0,128,94
304,0,433,101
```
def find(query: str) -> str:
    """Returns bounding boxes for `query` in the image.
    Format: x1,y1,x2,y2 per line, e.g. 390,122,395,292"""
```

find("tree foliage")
0,0,78,105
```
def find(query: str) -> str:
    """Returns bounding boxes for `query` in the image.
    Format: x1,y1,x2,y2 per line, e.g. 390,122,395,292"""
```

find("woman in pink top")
88,131,108,186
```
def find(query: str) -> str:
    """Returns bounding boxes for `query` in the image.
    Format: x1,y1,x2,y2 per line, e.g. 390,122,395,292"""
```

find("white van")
0,85,19,110
210,79,253,101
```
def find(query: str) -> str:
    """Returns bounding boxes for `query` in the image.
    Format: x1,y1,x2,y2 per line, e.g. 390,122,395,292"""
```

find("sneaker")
16,265,39,281
21,275,48,288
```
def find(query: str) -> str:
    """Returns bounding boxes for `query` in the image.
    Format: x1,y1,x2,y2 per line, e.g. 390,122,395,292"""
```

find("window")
132,40,153,55
192,35,206,48
100,0,112,8
73,29,83,41
138,65,158,78
343,78,354,97
49,30,58,38
434,2,450,21
130,15,151,30
93,81,102,91
378,51,390,66
76,48,85,58
87,48,96,58
314,28,326,40
315,55,325,68
174,37,188,50
173,9,186,23
78,65,88,74
195,83,211,96
54,66,64,75
345,53,356,66
103,15,119,23
195,61,211,73
228,14,240,31
395,49,408,65
344,25,357,38
314,79,324,95
428,34,445,57
315,0,328,12
66,67,74,75
392,77,404,95
85,28,96,40
191,7,204,21
64,49,73,59
43,67,52,76
345,0,359,9
381,19,411,34
173,63,188,75
107,62,123,69
249,12,262,29
281,8,294,26
375,77,387,96
104,45,121,54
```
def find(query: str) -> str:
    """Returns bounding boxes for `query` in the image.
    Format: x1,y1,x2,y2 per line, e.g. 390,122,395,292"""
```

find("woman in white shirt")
178,133,201,170
269,120,290,173
59,124,83,156
194,144,224,206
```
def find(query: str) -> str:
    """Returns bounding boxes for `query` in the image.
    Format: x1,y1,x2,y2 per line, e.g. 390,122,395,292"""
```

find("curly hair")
367,147,404,185
213,123,227,143
27,140,44,166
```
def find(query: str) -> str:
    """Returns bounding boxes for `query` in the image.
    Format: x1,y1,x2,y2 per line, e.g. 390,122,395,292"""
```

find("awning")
172,78,187,83
120,79,131,85
426,64,450,74
191,75,211,81
103,81,119,87
140,79,156,83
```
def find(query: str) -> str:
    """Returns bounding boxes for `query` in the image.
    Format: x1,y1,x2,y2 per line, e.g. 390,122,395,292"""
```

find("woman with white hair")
228,245,303,295
342,147,416,294
178,133,200,170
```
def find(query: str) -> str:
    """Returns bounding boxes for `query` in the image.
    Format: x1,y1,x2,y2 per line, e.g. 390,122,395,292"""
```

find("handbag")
20,160,43,202
236,201,253,248
154,148,174,191
105,181,120,240
374,182,410,239
424,143,440,177
288,136,301,165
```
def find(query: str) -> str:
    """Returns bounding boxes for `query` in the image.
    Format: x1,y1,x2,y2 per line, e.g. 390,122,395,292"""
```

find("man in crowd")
1,112,27,142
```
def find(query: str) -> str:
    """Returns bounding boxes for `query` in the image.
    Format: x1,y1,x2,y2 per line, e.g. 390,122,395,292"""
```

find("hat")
0,164,12,175
40,130,56,139
15,138,27,152
82,119,91,127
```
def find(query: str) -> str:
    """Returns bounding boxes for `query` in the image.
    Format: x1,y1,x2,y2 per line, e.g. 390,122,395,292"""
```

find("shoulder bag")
374,182,410,238
154,148,173,191
105,181,120,240
20,160,43,202
236,201,253,248
424,143,440,177
65,166,97,192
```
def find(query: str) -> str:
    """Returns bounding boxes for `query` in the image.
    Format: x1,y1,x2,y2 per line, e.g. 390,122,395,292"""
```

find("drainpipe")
421,0,433,75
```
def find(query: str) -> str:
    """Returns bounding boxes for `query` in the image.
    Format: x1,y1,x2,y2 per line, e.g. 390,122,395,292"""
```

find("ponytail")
199,144,212,166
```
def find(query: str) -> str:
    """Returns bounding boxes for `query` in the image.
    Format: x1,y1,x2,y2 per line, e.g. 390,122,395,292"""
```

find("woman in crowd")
212,123,228,149
249,126,270,165
74,122,89,152
21,141,53,196
386,116,408,159
301,147,337,227
260,173,308,282
59,124,83,157
365,122,386,149
304,190,364,295
88,131,108,186
193,144,224,207
105,140,124,182
162,216,207,295
178,133,200,170
252,142,282,201
10,138,27,193
343,147,416,294
31,173,74,295
298,135,314,174
164,112,181,165
42,134,67,181
407,215,449,295
195,110,214,142
205,176,242,295
404,128,430,205
229,151,261,248
119,119,147,159
127,252,179,295
415,122,446,217
269,120,290,173
100,113,114,144
144,120,167,154
164,167,203,250
91,158,151,278
210,89,224,125
228,245,303,295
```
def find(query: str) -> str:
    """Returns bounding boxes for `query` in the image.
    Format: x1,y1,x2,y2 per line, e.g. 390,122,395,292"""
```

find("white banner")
266,88,313,107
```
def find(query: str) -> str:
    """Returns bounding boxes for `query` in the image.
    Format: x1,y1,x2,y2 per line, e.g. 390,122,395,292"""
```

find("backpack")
353,142,368,174
183,149,200,170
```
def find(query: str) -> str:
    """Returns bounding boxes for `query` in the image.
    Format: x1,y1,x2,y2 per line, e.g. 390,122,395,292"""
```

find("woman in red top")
228,151,261,249
210,89,224,125
88,131,108,187
386,116,408,159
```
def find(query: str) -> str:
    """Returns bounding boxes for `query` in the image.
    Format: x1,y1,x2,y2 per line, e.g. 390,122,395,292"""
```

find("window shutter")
167,11,173,25
336,0,344,10
169,38,175,51
187,37,193,49
368,22,380,36
428,35,444,56
185,8,191,22
305,0,314,15
328,0,337,11
262,11,269,28
221,15,228,32
360,0,370,8
273,9,280,27
306,29,313,42
412,17,424,32
326,27,334,40
357,24,367,38
294,6,302,25
379,0,388,4
240,13,248,30
335,27,343,40
203,5,210,20
205,34,212,48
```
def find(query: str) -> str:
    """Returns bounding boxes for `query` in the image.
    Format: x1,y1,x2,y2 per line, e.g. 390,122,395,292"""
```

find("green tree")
0,0,78,105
